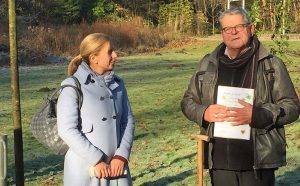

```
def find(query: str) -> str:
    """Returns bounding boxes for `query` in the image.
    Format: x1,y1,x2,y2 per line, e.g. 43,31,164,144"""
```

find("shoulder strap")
195,71,205,99
194,57,215,100
263,56,275,102
60,76,83,109
263,57,275,91
71,76,81,89
71,76,83,109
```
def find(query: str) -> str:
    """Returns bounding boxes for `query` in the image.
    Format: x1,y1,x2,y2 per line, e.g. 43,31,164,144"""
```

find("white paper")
213,86,254,140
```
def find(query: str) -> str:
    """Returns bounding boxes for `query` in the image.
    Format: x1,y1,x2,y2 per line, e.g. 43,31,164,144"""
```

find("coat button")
102,117,107,121
100,96,105,101
110,95,113,99
112,116,116,119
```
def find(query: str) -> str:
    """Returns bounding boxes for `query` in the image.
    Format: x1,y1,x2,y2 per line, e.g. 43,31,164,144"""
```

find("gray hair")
218,7,251,26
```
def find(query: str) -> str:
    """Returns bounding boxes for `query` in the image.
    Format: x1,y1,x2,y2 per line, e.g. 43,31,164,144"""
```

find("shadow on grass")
134,133,151,140
7,154,64,184
276,167,300,186
23,154,64,181
132,153,196,183
140,170,193,186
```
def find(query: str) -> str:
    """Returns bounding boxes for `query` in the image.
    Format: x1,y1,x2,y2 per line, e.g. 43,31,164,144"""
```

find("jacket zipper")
208,61,218,169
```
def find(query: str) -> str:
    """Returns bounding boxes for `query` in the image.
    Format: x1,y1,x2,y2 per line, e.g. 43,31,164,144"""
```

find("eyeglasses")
222,24,249,34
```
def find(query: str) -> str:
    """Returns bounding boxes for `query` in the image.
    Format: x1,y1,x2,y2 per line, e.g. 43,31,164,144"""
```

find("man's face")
221,14,254,50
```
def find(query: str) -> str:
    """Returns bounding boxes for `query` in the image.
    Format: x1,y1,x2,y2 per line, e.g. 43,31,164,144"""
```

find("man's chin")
228,43,245,50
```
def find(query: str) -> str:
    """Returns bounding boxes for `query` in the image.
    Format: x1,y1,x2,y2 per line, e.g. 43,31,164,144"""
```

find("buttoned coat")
57,63,134,186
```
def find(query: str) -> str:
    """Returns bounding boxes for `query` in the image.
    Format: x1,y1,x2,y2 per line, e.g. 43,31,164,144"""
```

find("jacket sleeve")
57,78,104,166
260,57,300,128
181,58,210,128
114,82,135,161
251,107,274,129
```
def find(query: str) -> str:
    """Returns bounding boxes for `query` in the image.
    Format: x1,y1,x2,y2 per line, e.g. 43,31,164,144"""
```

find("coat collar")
74,62,120,90
208,39,272,64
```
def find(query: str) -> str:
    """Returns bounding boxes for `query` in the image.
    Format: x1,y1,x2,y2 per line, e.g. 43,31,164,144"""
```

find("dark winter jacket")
181,43,300,170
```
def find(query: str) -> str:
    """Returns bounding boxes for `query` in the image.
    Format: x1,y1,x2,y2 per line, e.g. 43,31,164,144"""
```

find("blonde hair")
68,33,111,76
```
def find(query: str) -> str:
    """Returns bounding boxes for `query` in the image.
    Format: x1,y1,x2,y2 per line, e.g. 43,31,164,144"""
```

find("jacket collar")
208,40,272,64
74,62,120,90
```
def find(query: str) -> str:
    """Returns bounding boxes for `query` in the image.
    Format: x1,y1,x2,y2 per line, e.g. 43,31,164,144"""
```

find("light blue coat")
57,63,134,186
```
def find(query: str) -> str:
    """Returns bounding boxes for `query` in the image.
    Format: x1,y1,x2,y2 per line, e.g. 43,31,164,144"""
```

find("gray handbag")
31,76,82,155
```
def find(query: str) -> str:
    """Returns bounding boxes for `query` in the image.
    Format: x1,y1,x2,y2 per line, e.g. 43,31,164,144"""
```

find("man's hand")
110,158,125,177
226,99,253,126
94,161,111,179
204,104,228,122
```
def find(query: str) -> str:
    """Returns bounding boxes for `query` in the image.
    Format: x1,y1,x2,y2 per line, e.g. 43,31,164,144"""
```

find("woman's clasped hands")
93,159,126,179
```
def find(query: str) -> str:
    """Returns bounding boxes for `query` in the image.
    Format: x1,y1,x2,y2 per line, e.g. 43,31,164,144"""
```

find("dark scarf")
218,35,260,89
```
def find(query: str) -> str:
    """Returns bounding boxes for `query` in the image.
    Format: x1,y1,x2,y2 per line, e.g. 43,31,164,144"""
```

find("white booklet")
213,86,254,140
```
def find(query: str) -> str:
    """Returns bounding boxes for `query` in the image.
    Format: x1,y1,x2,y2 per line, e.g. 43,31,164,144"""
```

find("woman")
57,33,135,186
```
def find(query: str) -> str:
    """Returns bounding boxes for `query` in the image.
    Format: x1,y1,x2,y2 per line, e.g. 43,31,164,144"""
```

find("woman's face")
89,41,117,74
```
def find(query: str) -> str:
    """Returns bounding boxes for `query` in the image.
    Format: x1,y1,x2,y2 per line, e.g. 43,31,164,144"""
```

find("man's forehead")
221,14,245,26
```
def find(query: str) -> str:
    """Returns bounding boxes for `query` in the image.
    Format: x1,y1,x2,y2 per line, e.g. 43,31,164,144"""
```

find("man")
181,7,300,186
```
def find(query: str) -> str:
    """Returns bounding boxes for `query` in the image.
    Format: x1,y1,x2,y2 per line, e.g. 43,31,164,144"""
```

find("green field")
0,40,299,185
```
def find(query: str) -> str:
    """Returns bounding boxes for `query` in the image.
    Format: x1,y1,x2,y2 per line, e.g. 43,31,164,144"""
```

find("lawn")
0,39,299,186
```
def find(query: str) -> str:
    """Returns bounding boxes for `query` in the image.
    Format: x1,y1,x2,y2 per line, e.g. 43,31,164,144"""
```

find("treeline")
0,0,298,65
1,0,300,34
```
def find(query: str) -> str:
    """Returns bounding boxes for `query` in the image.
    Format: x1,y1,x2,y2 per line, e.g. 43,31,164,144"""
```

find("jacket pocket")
255,128,286,168
196,71,215,103
81,122,93,133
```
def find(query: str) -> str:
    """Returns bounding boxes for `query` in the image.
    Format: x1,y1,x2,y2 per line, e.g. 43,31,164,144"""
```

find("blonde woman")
57,33,134,186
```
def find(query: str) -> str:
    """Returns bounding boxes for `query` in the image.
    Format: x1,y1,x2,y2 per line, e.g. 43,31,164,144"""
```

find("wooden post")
191,134,209,186
8,0,24,185
0,134,7,186
227,0,245,9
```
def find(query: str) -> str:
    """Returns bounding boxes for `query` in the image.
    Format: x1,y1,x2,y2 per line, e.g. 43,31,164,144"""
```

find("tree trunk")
174,14,178,32
211,0,215,34
8,0,25,185
282,0,286,35
270,0,276,32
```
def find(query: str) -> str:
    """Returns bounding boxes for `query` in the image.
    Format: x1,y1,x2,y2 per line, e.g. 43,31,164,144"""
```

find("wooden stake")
191,134,209,186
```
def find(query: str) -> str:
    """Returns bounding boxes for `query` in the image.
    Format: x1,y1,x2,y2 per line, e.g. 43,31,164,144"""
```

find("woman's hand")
94,161,111,179
110,158,125,177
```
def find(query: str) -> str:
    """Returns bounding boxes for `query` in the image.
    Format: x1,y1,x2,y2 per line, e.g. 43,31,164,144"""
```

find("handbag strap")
60,76,83,109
